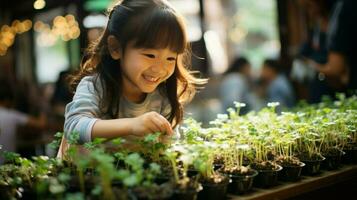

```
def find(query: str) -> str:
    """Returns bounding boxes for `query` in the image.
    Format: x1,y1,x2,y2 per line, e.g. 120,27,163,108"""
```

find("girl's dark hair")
70,0,206,127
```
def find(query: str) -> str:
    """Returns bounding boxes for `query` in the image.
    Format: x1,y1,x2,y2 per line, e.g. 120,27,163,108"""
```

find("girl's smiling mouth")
143,74,160,83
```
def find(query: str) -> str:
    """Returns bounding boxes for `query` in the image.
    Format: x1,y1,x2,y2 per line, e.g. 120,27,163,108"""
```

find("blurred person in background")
51,70,73,117
260,59,295,110
295,0,336,103
0,80,46,163
309,0,357,93
219,57,261,114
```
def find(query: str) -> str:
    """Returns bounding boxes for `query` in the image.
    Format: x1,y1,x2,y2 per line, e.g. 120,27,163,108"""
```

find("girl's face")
120,43,177,102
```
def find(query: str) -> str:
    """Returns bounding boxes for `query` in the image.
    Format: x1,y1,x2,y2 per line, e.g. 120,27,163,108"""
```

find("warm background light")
0,14,80,55
35,14,81,47
0,19,33,56
34,0,46,10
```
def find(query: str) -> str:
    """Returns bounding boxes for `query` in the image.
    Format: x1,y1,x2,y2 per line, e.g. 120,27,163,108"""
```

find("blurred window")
34,7,79,83
230,0,280,70
169,0,202,42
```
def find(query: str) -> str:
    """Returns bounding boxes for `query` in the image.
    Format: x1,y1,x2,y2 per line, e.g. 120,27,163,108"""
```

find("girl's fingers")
150,114,173,135
150,115,167,134
156,114,173,135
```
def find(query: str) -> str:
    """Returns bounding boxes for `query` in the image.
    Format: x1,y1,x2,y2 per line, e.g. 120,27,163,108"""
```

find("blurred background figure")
292,0,336,103
312,0,357,93
219,57,261,114
51,70,73,118
260,59,295,110
0,80,46,163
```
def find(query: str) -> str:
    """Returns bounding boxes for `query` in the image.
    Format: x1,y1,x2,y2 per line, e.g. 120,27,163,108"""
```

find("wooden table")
228,165,357,200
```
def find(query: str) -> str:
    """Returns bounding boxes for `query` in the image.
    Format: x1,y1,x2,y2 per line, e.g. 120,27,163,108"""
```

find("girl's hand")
131,112,174,137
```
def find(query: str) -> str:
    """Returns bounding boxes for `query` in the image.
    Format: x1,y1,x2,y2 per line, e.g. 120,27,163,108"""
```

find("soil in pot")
275,156,305,182
220,166,258,194
197,173,230,200
250,161,282,188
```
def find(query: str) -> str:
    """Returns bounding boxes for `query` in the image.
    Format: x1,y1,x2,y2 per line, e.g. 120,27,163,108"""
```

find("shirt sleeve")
64,76,101,144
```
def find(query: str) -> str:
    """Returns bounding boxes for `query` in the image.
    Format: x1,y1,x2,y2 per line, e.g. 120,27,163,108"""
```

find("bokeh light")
0,19,33,56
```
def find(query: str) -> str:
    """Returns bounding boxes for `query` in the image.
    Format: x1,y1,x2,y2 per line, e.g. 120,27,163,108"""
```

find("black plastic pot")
197,175,230,200
171,186,202,200
322,151,345,170
171,190,197,200
226,169,258,194
131,183,173,200
342,145,357,164
253,165,283,188
278,162,305,182
301,156,326,176
198,175,230,200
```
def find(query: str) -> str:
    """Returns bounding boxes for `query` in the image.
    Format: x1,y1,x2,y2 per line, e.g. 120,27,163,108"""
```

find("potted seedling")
317,110,347,170
248,103,283,188
60,132,93,194
0,163,23,199
271,117,305,181
249,139,282,188
219,144,258,194
341,109,357,164
165,144,202,200
89,148,127,200
35,171,70,199
139,132,169,164
343,128,357,164
3,156,39,199
136,132,175,186
180,117,206,144
192,143,230,200
296,121,325,176
116,152,172,200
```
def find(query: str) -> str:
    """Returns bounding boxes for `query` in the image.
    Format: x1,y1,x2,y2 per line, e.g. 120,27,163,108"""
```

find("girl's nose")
150,60,164,73
150,65,160,73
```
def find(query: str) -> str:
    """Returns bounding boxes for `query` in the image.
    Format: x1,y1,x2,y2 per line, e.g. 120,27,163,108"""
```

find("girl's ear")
107,35,122,60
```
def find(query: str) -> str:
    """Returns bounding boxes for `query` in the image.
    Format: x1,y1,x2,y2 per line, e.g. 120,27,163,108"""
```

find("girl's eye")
144,54,155,58
167,57,176,61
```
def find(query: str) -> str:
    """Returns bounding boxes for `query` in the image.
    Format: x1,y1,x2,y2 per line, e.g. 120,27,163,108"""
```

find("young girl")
57,0,206,157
